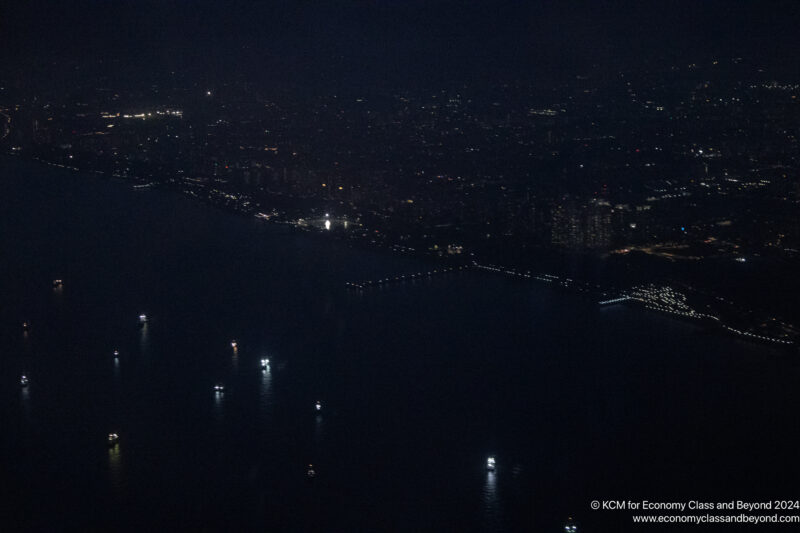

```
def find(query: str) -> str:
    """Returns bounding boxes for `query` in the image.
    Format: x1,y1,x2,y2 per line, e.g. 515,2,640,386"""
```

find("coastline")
3,151,796,350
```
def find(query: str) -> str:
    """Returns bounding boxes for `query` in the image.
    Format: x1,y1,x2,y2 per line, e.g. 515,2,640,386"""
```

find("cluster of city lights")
602,284,794,346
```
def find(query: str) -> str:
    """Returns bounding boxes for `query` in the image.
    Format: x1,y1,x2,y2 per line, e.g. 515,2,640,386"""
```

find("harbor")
3,157,797,532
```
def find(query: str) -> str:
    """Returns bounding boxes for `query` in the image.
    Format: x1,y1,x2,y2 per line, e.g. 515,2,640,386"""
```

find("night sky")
3,1,800,87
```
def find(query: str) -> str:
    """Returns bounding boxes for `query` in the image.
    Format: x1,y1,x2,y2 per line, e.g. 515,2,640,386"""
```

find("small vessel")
306,464,316,478
486,456,496,471
22,321,30,331
20,375,29,387
735,257,747,263
214,384,225,392
113,350,120,357
563,517,578,532
261,358,269,368
231,340,238,349
315,400,322,412
52,279,63,288
108,433,120,447
138,314,148,325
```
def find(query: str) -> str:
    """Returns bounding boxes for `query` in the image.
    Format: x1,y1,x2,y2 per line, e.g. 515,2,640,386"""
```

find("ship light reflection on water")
108,441,123,489
139,316,150,350
259,360,273,411
482,457,500,530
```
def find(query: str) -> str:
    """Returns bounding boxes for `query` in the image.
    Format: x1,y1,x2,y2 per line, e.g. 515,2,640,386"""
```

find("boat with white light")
108,433,120,447
563,517,578,532
315,400,322,412
307,464,316,478
139,314,148,325
20,375,29,387
52,279,63,288
261,358,269,368
486,456,496,471
214,384,225,392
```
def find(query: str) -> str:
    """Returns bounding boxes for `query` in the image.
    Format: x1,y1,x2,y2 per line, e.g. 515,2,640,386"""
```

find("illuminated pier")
473,262,601,293
471,263,796,348
345,265,469,290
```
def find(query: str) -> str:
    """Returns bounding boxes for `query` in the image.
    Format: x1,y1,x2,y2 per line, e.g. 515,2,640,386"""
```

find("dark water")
2,157,799,532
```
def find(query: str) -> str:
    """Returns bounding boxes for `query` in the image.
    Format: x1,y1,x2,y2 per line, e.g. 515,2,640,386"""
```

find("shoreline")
4,151,796,350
